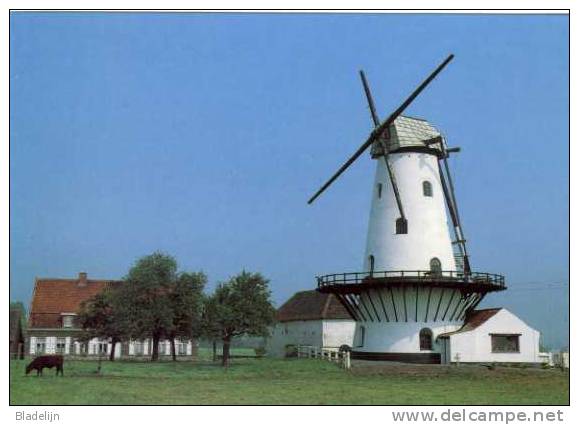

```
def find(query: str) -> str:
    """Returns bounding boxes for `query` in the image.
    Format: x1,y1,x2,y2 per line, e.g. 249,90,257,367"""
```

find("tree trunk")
171,338,177,361
212,340,217,362
109,338,117,362
151,334,160,361
222,336,231,367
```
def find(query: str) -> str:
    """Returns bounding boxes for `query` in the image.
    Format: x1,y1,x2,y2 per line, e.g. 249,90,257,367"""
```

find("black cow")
25,355,64,376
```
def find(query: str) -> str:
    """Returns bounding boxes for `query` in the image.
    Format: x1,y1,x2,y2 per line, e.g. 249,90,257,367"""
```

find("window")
98,342,108,355
377,183,383,199
62,315,74,328
35,337,46,355
78,342,88,355
56,337,66,354
396,217,408,234
159,342,166,355
134,341,144,356
491,334,520,353
419,328,433,351
423,181,433,197
430,258,442,275
178,341,188,356
368,255,375,274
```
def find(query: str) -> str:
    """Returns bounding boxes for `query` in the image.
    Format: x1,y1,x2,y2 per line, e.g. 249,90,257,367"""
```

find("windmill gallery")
267,55,541,364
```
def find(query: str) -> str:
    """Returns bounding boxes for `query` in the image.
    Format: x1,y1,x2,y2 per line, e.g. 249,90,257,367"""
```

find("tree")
119,252,178,361
77,286,127,361
203,271,276,367
10,301,27,331
10,301,26,316
167,272,206,360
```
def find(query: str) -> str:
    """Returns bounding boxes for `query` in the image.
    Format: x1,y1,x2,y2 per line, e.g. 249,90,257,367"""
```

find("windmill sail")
307,54,454,205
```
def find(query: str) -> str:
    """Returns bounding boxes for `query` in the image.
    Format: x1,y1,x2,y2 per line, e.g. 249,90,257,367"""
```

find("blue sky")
10,13,569,348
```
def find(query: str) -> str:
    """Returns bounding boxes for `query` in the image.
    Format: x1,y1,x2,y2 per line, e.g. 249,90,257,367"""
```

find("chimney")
78,272,87,287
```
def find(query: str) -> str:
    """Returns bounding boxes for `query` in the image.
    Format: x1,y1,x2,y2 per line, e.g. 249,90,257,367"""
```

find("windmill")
309,55,506,362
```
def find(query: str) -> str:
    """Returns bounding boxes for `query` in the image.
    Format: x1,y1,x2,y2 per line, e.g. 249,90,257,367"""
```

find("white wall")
267,320,323,357
266,320,323,357
28,336,188,358
364,152,456,272
267,319,356,357
321,320,356,348
29,336,35,355
355,321,462,353
448,309,540,363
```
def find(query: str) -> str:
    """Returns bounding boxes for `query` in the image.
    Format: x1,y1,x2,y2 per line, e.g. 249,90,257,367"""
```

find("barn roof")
29,273,121,328
437,308,502,338
276,290,352,322
370,115,443,157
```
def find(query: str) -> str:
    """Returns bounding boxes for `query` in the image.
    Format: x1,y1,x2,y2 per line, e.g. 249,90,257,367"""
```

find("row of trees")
78,252,276,366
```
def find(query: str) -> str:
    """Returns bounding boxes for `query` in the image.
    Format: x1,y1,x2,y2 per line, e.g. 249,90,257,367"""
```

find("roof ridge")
399,114,427,122
36,277,122,283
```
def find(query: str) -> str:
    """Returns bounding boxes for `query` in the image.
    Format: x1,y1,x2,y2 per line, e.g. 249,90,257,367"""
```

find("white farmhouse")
267,290,356,357
26,272,196,359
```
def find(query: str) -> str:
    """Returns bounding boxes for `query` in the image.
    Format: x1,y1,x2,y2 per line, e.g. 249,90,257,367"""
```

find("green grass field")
10,353,569,405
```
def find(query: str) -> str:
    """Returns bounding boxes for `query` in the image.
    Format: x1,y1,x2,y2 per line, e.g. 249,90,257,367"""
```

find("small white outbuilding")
267,290,356,357
438,307,540,364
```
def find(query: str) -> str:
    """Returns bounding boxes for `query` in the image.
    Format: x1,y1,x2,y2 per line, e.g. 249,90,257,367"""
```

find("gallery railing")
317,270,505,289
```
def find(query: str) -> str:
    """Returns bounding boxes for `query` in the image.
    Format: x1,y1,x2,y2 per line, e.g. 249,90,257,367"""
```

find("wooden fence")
296,345,351,370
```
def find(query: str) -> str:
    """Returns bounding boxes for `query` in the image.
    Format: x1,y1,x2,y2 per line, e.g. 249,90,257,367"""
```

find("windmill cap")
371,115,444,158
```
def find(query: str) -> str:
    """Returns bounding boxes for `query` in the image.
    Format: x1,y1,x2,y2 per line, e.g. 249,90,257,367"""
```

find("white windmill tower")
308,55,505,363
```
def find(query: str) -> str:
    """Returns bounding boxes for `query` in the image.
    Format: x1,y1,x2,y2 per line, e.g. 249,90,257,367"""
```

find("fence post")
344,351,351,370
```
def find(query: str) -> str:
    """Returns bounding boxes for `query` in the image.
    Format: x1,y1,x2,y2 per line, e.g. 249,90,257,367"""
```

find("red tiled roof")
276,290,352,322
29,274,121,328
438,308,501,338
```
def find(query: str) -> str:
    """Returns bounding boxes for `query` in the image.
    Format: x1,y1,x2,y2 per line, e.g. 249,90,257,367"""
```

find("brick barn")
27,272,195,358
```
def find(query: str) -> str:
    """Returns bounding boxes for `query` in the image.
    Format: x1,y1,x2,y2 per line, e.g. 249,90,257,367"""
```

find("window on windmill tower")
430,257,442,274
419,328,433,351
377,183,383,199
395,217,408,234
423,180,433,197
